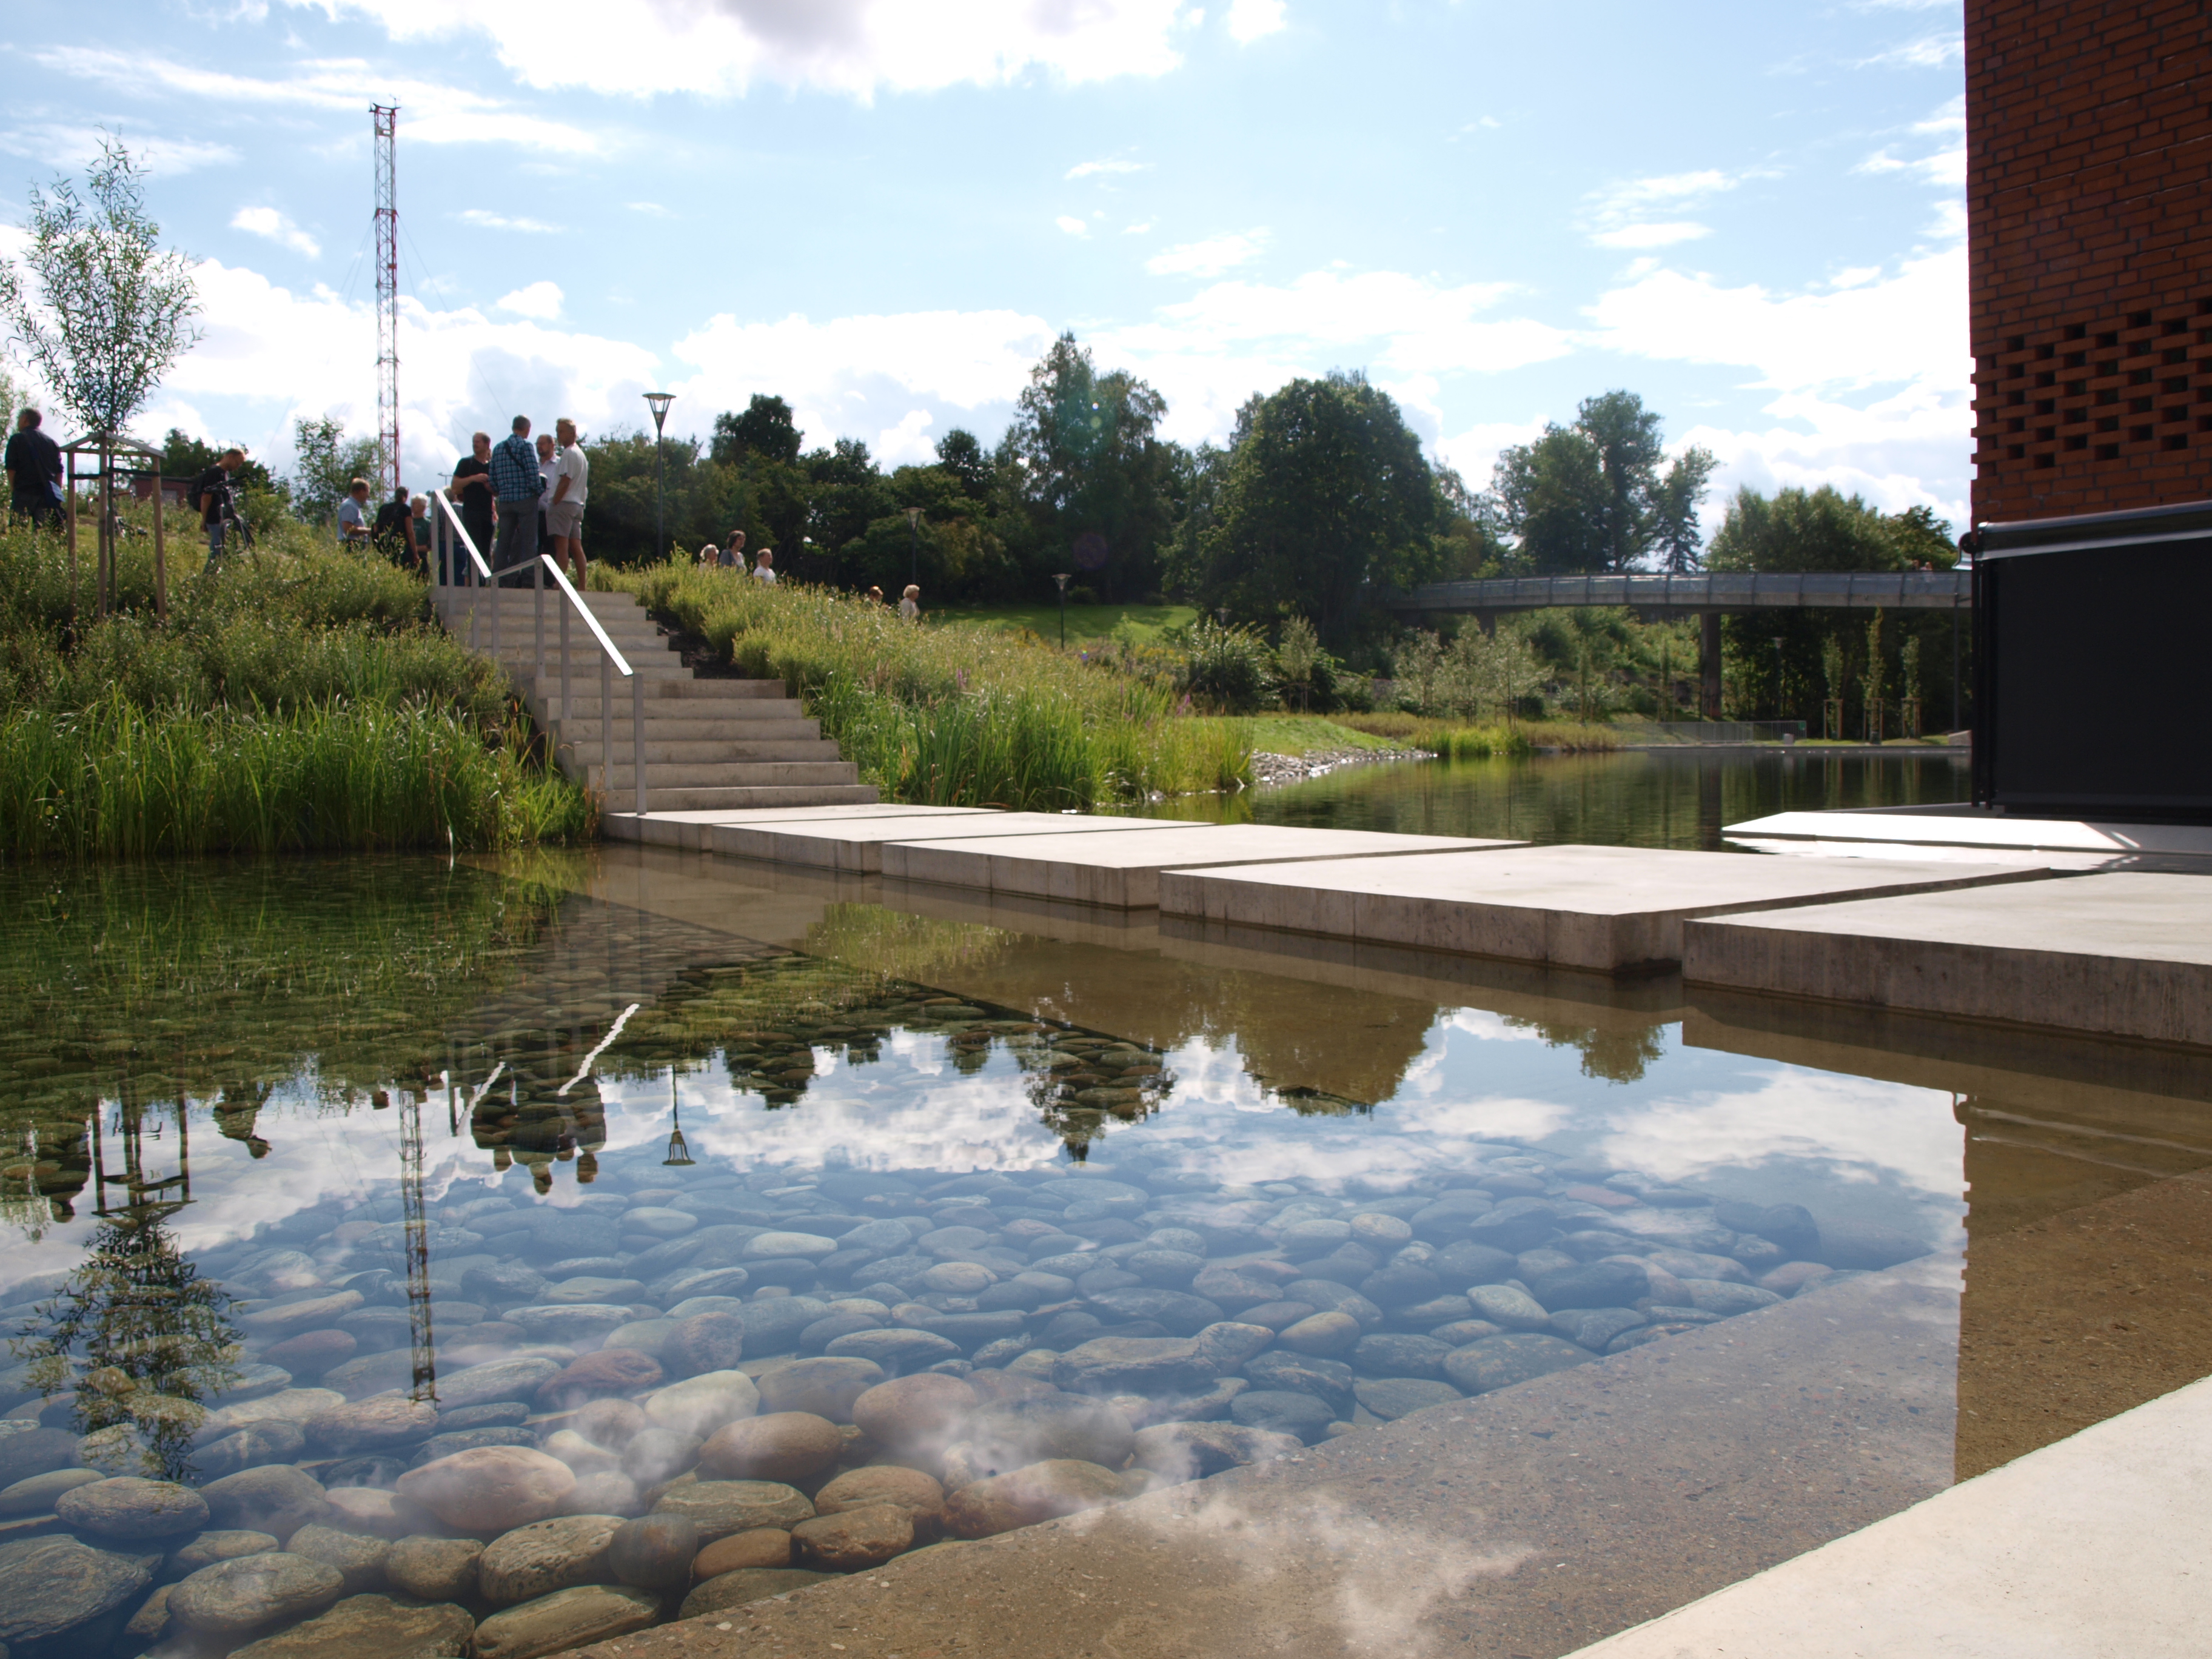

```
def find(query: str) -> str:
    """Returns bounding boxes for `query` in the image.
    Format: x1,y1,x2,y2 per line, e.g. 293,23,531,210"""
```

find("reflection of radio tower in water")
400,1086,437,1403
372,102,401,495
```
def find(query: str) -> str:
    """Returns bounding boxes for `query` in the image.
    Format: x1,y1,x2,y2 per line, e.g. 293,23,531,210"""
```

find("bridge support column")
1700,611,1723,719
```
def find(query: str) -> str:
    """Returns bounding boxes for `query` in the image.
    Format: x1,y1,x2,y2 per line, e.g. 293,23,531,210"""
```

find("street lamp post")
644,392,674,562
1772,635,1785,723
905,507,922,586
1052,572,1071,648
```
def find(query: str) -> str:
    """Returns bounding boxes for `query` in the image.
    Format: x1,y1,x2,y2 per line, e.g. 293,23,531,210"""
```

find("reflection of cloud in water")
596,1047,1067,1177
1596,1065,1962,1199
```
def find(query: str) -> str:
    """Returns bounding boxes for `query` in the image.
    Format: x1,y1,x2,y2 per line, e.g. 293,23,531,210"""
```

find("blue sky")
1,0,1968,540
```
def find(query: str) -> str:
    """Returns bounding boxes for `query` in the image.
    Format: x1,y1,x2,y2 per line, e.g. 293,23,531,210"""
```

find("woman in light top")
697,543,719,569
719,530,746,571
898,584,920,620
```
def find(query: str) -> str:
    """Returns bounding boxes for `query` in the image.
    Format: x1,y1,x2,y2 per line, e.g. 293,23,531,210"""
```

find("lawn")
1233,715,1412,757
925,601,1201,645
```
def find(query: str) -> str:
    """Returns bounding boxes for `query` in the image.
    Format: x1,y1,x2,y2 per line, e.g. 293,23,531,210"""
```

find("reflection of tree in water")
16,1208,241,1482
598,948,1178,1161
1519,1019,1668,1083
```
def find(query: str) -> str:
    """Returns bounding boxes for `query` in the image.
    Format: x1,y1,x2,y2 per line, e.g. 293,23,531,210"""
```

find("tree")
1002,333,1178,600
159,429,272,493
0,136,199,444
711,394,802,466
1195,370,1444,646
936,428,992,499
1492,391,1714,573
287,415,386,529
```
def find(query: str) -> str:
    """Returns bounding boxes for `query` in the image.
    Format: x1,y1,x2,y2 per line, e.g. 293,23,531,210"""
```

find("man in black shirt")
193,447,247,572
372,483,414,567
449,431,495,574
4,409,62,529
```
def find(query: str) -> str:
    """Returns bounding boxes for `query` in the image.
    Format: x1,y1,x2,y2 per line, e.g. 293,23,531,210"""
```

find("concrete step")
518,679,801,709
552,738,843,764
546,716,822,744
581,760,865,788
629,783,882,811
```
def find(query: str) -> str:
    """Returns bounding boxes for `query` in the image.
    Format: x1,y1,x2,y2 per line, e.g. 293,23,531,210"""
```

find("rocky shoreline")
1250,747,1430,787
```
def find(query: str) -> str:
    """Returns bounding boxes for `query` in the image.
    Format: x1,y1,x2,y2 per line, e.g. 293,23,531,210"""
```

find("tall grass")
0,511,592,858
0,697,594,858
605,563,1251,808
1332,711,1622,757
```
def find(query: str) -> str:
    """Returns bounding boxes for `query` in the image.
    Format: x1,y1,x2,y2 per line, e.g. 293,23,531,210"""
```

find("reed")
0,697,593,859
604,562,1252,808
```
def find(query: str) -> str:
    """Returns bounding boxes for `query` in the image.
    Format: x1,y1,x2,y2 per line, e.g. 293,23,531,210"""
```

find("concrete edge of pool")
593,804,2212,1048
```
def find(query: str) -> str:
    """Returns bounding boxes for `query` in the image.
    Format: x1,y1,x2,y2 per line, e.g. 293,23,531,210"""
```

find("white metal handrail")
535,554,647,817
431,492,499,660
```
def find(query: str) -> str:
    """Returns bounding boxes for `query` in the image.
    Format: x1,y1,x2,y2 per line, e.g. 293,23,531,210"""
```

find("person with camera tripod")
193,447,253,574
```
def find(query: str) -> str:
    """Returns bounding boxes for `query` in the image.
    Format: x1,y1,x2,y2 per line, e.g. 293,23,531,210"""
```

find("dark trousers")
11,493,60,530
491,500,538,586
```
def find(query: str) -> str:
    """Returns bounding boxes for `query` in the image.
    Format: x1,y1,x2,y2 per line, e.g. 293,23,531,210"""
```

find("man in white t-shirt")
548,417,589,585
752,546,777,585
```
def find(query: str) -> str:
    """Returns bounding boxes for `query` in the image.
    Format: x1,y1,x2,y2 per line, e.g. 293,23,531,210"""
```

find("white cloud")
0,124,240,176
1590,221,1711,250
36,45,605,154
626,202,674,218
1227,0,1287,44
496,280,563,320
459,209,561,233
1066,158,1149,180
1859,33,1965,69
290,0,1195,98
873,407,937,466
1146,230,1268,277
1434,415,1549,491
1056,215,1090,236
138,252,660,488
1583,167,1740,250
1857,95,1965,191
1125,221,1153,235
230,205,321,258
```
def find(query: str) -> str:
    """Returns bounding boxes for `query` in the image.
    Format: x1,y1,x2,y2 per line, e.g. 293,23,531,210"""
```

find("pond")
0,840,2202,1658
1126,745,1973,847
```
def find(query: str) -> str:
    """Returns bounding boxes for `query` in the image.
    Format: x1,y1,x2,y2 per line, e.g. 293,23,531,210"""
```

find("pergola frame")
60,431,169,622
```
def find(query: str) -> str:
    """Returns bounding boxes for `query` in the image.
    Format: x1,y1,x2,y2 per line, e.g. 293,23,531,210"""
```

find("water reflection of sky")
7,1004,1968,1297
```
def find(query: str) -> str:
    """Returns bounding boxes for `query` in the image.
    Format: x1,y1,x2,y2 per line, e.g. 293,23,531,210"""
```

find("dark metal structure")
1972,498,2212,816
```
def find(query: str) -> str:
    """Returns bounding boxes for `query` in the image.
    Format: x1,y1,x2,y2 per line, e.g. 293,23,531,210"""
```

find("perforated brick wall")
1968,1,2212,524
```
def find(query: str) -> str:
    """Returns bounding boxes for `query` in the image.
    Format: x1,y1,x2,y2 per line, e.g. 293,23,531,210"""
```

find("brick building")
1968,1,2212,525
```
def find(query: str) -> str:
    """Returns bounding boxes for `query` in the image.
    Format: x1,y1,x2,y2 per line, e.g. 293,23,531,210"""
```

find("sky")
0,0,1970,543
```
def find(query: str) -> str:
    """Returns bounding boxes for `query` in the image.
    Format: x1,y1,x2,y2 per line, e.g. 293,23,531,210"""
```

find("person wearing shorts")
548,417,588,585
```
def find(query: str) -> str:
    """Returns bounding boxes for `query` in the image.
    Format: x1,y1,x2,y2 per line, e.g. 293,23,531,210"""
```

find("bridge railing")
1381,571,1972,612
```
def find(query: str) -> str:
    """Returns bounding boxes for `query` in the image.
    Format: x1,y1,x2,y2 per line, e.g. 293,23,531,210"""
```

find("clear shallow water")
1121,746,1974,847
0,849,2199,1656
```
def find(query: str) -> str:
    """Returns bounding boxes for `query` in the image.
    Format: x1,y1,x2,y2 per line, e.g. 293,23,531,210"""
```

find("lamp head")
1052,572,1071,593
643,392,674,432
905,507,922,528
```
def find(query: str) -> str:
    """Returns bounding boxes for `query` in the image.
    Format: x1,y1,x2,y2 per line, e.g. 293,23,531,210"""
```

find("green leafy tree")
1492,391,1714,573
0,137,199,444
287,415,386,529
1195,370,1444,647
935,428,993,499
159,428,272,492
1002,333,1178,600
711,394,802,466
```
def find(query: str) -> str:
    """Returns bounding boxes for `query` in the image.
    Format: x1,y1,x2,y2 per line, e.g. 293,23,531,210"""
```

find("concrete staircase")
438,586,879,813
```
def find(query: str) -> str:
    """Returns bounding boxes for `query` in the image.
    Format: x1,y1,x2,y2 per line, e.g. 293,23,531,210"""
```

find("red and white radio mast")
372,103,401,493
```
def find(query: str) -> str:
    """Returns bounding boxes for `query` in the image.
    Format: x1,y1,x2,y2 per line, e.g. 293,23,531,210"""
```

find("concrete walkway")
1558,1372,2212,1659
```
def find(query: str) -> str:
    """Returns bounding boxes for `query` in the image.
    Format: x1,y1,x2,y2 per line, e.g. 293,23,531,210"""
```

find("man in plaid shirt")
489,414,545,583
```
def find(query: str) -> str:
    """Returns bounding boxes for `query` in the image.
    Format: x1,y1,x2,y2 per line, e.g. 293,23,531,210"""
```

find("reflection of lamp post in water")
1052,572,1071,648
663,1071,695,1167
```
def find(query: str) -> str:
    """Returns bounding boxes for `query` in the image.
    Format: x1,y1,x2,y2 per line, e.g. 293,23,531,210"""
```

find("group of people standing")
451,415,589,586
697,531,776,585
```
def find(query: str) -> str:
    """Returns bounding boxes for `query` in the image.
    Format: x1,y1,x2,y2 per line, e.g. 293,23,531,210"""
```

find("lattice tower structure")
372,103,401,493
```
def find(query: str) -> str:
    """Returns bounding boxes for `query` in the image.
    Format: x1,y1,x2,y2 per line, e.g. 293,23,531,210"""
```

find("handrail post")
601,653,612,797
632,668,648,817
559,586,571,726
534,558,546,689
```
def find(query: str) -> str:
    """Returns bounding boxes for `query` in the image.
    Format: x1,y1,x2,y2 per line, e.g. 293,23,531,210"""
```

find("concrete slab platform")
1680,870,2212,1048
1560,1372,2212,1659
1728,806,2212,857
882,822,1516,908
602,802,995,850
703,809,1197,874
1158,844,2052,973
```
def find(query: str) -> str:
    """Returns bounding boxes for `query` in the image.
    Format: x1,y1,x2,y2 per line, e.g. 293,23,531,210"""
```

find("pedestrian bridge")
1379,571,1971,618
